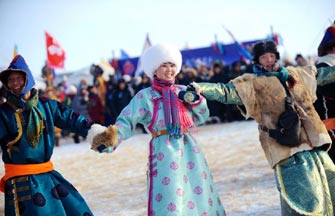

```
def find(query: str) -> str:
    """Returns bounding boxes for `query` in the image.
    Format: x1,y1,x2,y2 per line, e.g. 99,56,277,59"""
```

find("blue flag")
120,49,130,59
222,26,253,60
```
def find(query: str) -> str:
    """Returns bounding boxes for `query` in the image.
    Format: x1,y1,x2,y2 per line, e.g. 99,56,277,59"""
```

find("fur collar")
318,54,335,66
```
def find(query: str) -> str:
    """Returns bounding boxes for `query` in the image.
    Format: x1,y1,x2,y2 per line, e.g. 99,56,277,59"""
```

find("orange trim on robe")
0,160,54,192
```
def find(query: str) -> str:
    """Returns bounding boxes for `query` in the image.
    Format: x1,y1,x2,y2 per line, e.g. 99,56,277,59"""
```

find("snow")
0,120,281,215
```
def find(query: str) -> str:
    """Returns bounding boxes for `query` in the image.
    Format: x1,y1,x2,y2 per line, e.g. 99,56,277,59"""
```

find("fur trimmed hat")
141,43,182,79
318,22,335,57
252,40,280,64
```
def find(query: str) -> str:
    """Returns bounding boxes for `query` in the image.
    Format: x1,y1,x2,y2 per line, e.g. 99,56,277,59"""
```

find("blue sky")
0,0,334,78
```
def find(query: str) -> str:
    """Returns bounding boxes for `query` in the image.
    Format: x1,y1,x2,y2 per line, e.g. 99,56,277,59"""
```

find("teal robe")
0,93,93,216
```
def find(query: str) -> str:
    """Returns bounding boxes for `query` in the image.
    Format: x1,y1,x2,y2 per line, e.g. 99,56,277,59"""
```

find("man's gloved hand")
178,90,200,103
96,145,114,153
178,82,202,103
186,82,201,94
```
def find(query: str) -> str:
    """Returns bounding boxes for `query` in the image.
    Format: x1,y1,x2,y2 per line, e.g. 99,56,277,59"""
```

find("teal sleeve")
317,65,335,86
198,82,243,105
187,96,210,127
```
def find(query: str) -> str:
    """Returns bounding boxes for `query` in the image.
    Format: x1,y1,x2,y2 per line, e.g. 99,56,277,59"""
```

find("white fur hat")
141,43,182,79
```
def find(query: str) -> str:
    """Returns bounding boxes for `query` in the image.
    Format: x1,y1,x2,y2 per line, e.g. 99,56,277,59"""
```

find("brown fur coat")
232,66,331,167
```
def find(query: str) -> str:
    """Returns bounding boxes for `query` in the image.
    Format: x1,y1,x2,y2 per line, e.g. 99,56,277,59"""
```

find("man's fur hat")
252,40,280,64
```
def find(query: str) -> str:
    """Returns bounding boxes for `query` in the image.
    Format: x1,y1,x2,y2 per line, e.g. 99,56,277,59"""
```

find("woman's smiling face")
154,62,177,81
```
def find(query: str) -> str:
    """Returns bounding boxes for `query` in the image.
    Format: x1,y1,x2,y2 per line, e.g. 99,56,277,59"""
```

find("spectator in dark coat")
71,82,90,143
87,85,105,125
133,73,151,94
104,80,116,126
111,78,132,119
208,61,228,122
225,61,246,122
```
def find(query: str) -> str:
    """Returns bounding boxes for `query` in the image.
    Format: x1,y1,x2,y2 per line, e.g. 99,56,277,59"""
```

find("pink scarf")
152,78,194,138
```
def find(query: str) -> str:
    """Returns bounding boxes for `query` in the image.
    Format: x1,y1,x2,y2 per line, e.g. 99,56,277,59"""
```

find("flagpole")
221,25,252,61
13,44,18,57
135,33,152,77
112,50,115,59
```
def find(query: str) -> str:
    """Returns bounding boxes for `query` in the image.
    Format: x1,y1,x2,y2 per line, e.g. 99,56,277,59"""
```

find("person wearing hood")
87,43,226,215
0,55,93,215
189,40,335,215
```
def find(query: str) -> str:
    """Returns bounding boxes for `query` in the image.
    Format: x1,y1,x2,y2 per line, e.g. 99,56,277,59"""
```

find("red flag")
45,31,65,69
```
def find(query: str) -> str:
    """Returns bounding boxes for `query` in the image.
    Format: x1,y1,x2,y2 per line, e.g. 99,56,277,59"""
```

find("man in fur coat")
314,21,335,163
191,40,335,215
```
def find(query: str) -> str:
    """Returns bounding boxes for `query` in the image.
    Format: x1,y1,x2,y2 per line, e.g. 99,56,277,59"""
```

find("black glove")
186,84,196,92
178,90,200,103
186,82,201,94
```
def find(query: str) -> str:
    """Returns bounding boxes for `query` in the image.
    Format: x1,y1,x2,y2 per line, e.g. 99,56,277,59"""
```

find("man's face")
258,53,277,71
7,72,25,95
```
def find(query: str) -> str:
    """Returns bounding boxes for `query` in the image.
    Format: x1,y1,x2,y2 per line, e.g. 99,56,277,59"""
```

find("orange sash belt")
0,160,54,193
152,128,188,138
323,118,335,131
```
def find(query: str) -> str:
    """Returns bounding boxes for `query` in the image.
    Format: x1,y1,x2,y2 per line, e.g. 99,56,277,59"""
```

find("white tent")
54,66,93,87
33,77,47,90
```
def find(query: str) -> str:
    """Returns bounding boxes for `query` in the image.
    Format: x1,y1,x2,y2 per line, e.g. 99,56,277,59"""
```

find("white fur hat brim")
141,43,182,79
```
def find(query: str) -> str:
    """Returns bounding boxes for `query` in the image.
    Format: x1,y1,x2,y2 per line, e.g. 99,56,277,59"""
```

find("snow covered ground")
0,120,281,215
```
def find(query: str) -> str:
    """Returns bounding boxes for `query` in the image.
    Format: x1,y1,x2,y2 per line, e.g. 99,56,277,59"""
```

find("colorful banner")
120,49,130,59
114,39,261,77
